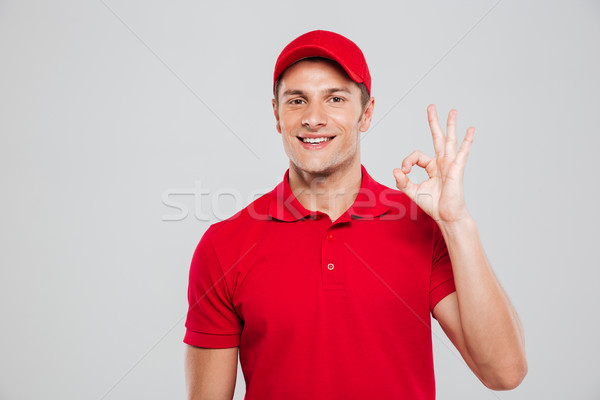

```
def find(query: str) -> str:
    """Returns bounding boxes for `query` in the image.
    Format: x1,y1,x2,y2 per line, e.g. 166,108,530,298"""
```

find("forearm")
438,216,527,388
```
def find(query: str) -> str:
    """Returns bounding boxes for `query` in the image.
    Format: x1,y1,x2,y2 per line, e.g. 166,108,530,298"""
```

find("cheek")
279,126,299,148
283,134,296,147
278,113,297,132
330,109,361,132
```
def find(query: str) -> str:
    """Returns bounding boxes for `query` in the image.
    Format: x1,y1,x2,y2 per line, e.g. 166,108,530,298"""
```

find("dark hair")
273,57,370,112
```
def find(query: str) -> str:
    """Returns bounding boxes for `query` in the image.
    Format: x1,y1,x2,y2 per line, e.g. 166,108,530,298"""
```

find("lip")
297,136,335,150
298,134,336,139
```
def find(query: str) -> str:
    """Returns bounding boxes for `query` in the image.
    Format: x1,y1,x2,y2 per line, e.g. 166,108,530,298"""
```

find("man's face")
272,59,374,176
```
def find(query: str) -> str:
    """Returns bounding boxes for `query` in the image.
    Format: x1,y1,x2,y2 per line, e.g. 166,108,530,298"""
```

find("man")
184,30,527,399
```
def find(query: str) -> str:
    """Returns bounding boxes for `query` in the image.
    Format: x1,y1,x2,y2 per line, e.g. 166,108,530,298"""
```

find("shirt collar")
268,164,391,222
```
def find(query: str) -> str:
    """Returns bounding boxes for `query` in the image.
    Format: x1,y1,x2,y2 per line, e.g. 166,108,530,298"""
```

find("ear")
272,98,281,134
359,97,375,132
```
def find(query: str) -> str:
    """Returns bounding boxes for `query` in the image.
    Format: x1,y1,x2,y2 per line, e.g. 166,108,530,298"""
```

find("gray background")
1,0,599,399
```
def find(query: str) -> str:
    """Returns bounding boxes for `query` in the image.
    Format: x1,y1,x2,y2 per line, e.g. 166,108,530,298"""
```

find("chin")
292,158,340,177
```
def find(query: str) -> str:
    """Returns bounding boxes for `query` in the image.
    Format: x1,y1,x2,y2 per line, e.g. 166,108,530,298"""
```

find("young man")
184,30,527,400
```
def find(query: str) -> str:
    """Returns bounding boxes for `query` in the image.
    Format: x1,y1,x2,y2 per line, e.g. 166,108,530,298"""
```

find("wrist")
438,213,477,237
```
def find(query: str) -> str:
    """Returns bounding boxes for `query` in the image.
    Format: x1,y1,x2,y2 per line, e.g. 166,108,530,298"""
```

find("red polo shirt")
184,164,456,399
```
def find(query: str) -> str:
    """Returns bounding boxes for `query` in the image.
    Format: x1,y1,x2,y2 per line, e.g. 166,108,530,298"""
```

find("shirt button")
327,263,335,270
326,233,333,241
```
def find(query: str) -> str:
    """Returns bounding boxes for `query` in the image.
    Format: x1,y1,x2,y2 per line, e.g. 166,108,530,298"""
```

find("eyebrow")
281,87,353,98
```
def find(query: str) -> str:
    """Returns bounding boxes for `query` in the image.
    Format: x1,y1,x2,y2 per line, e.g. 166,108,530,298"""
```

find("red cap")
273,30,371,96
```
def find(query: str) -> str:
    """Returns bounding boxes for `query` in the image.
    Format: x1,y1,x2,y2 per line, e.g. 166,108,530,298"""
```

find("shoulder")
197,190,273,251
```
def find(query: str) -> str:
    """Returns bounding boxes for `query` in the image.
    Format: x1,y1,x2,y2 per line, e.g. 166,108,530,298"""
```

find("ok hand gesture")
393,104,475,225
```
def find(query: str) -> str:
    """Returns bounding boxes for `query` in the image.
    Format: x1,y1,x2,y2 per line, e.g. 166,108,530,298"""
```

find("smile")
297,136,335,144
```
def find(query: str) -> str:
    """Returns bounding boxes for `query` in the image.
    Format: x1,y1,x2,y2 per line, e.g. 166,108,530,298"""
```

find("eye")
288,99,305,105
329,96,344,103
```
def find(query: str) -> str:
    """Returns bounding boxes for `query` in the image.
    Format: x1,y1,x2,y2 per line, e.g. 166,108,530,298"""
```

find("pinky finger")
455,127,475,167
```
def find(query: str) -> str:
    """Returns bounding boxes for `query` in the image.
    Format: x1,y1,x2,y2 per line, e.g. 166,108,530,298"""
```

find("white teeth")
301,137,332,144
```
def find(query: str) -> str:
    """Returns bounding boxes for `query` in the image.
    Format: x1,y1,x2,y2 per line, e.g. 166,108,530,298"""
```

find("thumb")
393,168,418,200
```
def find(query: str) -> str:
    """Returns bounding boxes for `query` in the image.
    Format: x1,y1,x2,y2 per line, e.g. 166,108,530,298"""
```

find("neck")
288,157,362,222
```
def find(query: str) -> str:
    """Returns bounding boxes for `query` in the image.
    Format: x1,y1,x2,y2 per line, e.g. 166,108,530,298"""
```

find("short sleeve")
184,226,242,348
429,222,456,318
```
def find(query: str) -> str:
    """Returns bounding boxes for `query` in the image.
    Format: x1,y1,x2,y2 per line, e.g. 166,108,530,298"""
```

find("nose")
301,101,327,130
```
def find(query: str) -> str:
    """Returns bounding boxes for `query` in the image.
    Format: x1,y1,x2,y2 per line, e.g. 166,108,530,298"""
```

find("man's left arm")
433,216,527,390
393,104,527,390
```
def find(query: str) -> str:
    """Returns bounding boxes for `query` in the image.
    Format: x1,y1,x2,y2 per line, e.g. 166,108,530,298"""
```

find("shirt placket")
320,220,347,291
